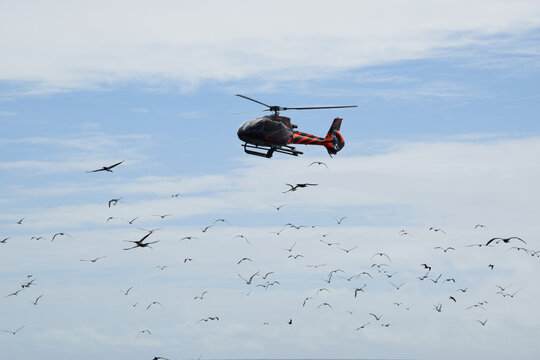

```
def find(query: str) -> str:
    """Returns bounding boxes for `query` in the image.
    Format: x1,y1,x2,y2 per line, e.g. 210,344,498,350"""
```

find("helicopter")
236,94,357,158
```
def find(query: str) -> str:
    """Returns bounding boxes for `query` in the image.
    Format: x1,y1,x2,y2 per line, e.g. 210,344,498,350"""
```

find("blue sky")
1,1,540,360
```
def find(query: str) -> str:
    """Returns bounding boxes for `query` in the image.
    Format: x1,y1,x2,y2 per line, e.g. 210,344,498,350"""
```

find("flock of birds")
2,159,538,359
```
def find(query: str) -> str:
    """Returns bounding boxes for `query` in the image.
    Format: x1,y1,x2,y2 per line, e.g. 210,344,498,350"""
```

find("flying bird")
434,246,455,253
238,271,260,285
52,232,72,242
233,235,249,243
476,319,488,326
369,313,382,321
308,161,328,169
283,183,318,193
194,291,207,300
429,227,446,234
3,326,24,335
371,252,392,262
355,322,370,330
108,197,123,207
86,160,124,173
31,295,44,305
15,217,25,224
335,216,347,224
80,256,107,263
390,282,406,290
146,301,163,310
486,236,526,246
237,257,253,264
268,203,286,211
318,302,333,310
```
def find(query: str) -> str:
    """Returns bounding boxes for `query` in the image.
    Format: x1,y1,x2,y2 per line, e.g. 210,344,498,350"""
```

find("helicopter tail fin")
323,118,344,156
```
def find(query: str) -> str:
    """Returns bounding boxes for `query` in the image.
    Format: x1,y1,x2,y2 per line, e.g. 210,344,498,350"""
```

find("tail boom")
290,117,344,156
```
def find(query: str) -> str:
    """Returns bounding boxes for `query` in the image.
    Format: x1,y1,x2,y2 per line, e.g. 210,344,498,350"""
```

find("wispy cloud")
1,1,539,95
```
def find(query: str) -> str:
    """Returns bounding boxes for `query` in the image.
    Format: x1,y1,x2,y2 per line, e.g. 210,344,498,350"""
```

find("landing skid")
242,143,303,158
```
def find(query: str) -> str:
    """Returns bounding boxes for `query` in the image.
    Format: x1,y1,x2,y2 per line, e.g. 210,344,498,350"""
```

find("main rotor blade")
284,105,358,111
235,94,272,109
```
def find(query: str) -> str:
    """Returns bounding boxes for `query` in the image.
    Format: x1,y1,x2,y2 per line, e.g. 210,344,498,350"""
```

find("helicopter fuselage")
237,114,295,147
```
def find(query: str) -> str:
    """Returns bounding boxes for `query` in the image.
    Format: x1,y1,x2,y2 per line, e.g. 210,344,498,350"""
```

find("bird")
354,285,367,297
371,252,392,262
486,236,526,246
52,232,72,242
15,217,25,224
106,216,116,222
339,246,357,253
288,319,293,325
466,304,486,311
123,287,133,295
30,236,45,241
123,239,159,250
270,228,286,236
156,265,168,270
212,218,230,225
86,160,124,173
237,257,253,264
320,239,340,246
449,296,457,303
146,301,163,310
138,330,152,336
1,237,10,243
268,204,286,211
390,282,406,290
152,357,170,360
5,289,24,297
184,258,194,263
80,256,107,263
21,278,37,288
429,273,442,283
488,264,495,270
355,322,370,330
31,295,44,305
3,326,24,335
434,246,455,253
303,297,313,307
180,236,199,241
233,235,249,243
282,242,296,252
194,291,207,300
108,197,123,207
171,193,180,198
200,225,213,233
283,183,318,193
495,284,512,292
199,316,219,322
318,302,333,310
369,313,382,321
122,217,139,224
335,216,347,224
434,303,443,312
476,319,488,326
288,254,304,259
238,271,260,285
261,272,274,279
420,263,432,271
153,214,173,219
429,227,446,234
308,161,328,169
474,224,487,229
306,264,327,269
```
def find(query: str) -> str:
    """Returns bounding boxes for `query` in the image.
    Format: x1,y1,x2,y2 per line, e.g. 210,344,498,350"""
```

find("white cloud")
1,0,540,93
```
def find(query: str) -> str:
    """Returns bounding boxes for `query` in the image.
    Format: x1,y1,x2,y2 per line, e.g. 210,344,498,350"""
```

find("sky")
1,1,540,359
